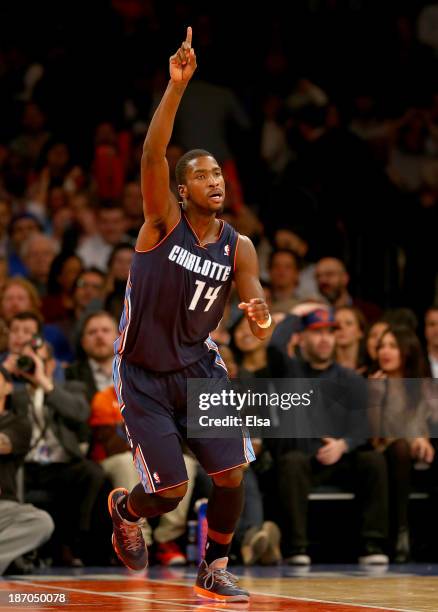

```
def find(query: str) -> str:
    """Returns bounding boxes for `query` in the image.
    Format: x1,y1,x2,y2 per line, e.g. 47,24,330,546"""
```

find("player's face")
181,156,225,213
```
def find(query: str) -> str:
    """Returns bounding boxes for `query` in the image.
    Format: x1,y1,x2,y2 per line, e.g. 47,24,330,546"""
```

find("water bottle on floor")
195,498,208,563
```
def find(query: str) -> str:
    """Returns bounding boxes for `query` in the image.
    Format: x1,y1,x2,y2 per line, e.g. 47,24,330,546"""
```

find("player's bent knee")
158,482,188,498
132,491,184,516
153,493,184,513
212,466,244,488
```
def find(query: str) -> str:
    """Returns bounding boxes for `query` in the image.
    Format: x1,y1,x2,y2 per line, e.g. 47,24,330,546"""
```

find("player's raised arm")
235,235,273,339
141,27,197,222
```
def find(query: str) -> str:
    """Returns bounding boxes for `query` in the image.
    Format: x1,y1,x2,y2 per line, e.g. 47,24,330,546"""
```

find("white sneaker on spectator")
358,553,389,565
358,540,389,566
287,551,311,566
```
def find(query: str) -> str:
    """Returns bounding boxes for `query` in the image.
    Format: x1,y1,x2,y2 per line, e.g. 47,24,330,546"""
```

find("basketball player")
108,27,272,603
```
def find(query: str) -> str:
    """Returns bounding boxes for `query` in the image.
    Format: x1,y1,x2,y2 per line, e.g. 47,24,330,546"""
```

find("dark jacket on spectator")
267,356,367,459
12,382,89,460
65,361,98,403
0,397,31,501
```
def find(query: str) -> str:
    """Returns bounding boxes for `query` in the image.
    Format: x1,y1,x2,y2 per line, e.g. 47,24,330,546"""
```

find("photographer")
1,311,64,386
0,364,54,575
2,320,105,566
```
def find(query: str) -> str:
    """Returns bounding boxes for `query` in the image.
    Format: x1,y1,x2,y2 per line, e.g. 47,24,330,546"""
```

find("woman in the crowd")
232,314,272,378
363,319,389,375
334,306,367,373
369,325,434,562
366,320,389,362
103,242,134,322
42,253,83,323
229,316,282,565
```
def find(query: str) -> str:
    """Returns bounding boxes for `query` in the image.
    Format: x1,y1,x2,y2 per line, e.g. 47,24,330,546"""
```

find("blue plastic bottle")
195,498,208,563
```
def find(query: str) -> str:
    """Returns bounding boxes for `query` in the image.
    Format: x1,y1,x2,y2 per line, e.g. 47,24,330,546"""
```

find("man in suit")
65,311,117,401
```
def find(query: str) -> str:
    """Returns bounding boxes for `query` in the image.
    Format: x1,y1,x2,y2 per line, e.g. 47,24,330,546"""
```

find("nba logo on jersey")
224,244,231,256
153,471,161,484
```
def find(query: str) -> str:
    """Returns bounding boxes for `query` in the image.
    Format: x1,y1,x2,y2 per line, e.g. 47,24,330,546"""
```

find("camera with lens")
16,335,44,375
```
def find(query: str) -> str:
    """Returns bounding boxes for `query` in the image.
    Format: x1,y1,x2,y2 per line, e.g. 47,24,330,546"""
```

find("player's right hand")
170,26,197,84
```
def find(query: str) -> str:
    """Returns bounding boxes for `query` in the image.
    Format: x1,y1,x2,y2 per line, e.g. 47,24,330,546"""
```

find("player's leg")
179,351,253,601
186,432,254,602
109,360,189,570
193,465,250,602
117,481,188,523
204,466,244,565
154,453,198,565
108,454,189,571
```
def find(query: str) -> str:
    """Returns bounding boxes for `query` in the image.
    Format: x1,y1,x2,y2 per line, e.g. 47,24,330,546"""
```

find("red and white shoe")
156,541,186,566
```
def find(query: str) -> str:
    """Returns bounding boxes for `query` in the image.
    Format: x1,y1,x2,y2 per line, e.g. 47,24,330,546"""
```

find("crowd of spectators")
1,0,438,572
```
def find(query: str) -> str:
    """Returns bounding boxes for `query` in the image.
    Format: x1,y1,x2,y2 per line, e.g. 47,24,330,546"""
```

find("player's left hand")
238,297,270,325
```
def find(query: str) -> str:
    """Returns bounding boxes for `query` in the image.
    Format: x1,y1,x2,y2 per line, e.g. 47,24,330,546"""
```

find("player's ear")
178,184,187,199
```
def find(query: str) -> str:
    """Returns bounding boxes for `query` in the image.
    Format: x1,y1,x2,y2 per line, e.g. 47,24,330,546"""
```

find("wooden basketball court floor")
1,564,438,612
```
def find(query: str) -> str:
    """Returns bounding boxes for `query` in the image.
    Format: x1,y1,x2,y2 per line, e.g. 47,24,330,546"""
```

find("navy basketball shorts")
113,351,255,493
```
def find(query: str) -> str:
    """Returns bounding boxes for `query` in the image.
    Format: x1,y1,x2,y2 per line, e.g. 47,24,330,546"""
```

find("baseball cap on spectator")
300,308,338,331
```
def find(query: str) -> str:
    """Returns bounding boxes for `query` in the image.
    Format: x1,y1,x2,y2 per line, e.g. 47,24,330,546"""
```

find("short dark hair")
73,267,106,291
425,305,438,318
268,248,299,270
80,310,118,339
9,311,43,334
107,242,134,269
175,149,214,185
47,252,83,295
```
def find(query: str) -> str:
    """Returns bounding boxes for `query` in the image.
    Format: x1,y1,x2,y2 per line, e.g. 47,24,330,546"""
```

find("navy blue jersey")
115,213,239,372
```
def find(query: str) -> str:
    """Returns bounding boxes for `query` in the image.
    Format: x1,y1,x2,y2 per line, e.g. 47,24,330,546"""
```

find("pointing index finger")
185,26,192,47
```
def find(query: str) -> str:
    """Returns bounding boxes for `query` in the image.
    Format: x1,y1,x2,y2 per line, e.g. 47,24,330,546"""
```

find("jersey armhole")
233,234,240,274
135,212,182,253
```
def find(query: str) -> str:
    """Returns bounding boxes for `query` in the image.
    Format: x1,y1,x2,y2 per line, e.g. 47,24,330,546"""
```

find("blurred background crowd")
1,0,438,574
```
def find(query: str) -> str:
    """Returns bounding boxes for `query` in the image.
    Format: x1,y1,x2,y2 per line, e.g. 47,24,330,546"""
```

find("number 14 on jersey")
188,280,222,312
